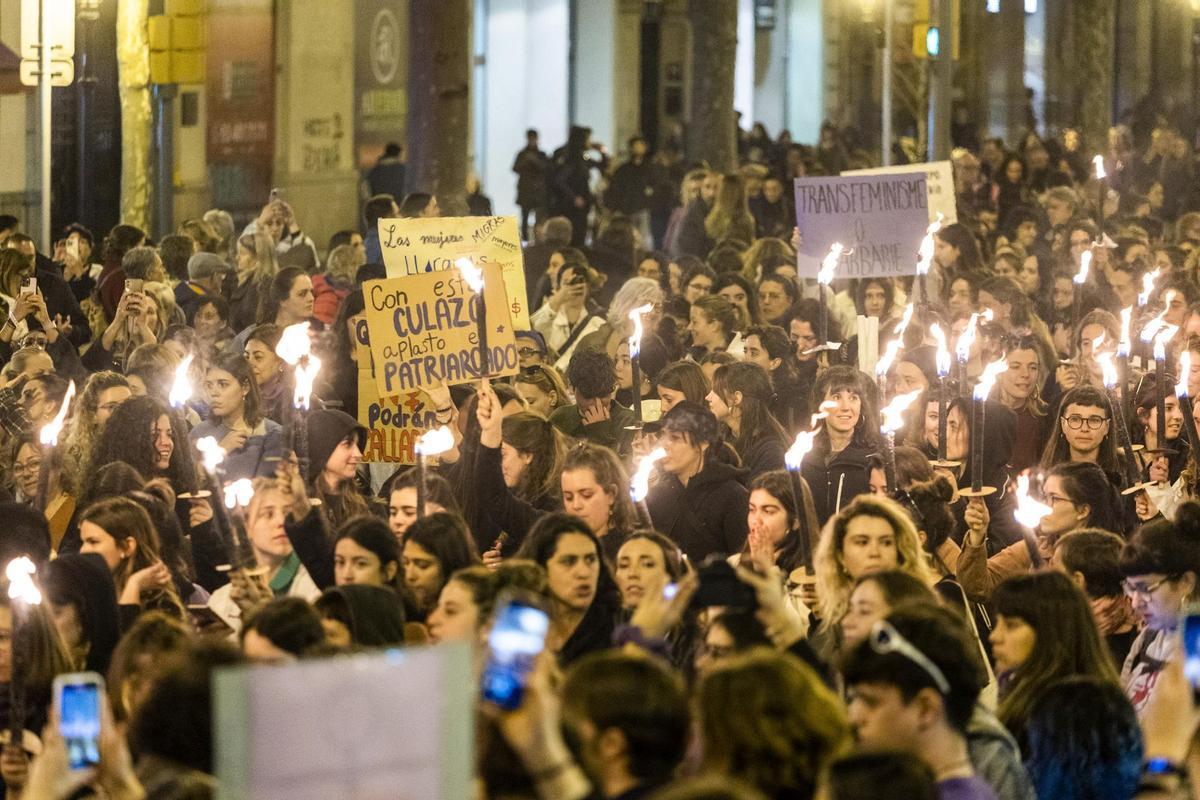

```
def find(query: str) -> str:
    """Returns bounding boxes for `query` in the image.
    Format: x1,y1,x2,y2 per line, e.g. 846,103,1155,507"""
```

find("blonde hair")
326,244,363,284
237,229,279,286
814,494,937,629
704,173,754,243
740,237,797,282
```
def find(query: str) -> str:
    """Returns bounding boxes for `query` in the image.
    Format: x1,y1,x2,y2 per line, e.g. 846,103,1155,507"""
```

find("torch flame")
1074,249,1092,285
292,353,322,411
1139,267,1162,307
195,436,226,473
1093,154,1107,181
274,322,311,365
1154,325,1179,361
415,425,455,457
224,478,255,510
915,214,945,277
895,302,915,336
630,447,666,503
37,379,75,447
1142,291,1177,344
628,303,654,360
956,312,984,363
880,389,922,435
1177,350,1192,399
1013,472,1053,529
973,358,1009,401
1095,350,1119,390
930,323,951,377
5,557,40,605
169,353,194,409
875,337,903,380
1117,307,1133,357
817,243,845,286
784,402,836,471
456,257,484,294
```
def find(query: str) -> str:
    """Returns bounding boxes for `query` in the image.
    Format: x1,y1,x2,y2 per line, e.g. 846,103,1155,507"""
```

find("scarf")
269,552,302,595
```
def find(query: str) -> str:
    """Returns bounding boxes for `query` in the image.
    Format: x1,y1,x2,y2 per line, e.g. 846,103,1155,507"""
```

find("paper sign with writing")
352,320,435,465
843,160,957,224
376,215,530,329
793,174,930,279
363,262,519,397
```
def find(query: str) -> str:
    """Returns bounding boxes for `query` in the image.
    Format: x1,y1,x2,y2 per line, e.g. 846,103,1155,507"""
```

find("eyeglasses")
517,347,543,359
1044,492,1075,507
13,459,41,477
1122,576,1177,599
1062,414,1107,430
868,620,951,694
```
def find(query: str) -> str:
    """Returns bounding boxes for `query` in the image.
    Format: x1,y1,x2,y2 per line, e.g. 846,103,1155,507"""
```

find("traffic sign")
19,0,75,60
19,57,74,87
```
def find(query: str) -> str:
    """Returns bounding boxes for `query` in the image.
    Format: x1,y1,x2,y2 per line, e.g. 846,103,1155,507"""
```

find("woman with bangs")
799,366,880,526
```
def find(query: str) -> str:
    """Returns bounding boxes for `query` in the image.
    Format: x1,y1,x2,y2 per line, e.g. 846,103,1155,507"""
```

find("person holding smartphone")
80,284,156,373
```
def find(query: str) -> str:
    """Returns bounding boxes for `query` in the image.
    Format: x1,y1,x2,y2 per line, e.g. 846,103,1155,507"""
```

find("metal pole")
77,6,98,229
928,0,954,161
882,0,893,166
38,0,51,250
153,83,177,239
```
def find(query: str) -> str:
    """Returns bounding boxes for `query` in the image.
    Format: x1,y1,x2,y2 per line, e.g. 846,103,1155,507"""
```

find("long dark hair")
515,513,621,611
992,572,1121,740
711,362,788,461
811,365,879,451
502,412,568,503
90,396,197,494
206,350,265,427
256,266,307,324
1045,461,1123,534
745,470,820,574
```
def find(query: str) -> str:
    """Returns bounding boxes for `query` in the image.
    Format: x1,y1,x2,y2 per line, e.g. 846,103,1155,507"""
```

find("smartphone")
65,238,79,260
1183,613,1200,701
123,278,143,295
480,591,550,711
691,559,758,610
19,276,35,296
53,672,104,771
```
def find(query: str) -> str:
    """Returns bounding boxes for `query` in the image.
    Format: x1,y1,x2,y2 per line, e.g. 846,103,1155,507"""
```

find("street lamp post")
881,0,893,166
77,0,101,229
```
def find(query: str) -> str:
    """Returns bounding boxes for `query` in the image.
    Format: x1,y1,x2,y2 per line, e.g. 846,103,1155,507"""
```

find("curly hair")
90,396,197,494
696,649,849,799
814,494,937,629
565,348,617,401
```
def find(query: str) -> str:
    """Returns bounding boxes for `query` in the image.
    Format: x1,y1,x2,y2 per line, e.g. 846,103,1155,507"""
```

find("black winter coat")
800,439,874,526
645,460,749,562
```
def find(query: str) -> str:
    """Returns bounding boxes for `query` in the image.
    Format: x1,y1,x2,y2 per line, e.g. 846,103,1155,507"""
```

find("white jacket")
207,563,321,635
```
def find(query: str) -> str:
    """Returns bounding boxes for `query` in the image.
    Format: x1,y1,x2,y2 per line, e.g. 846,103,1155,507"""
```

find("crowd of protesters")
0,101,1197,799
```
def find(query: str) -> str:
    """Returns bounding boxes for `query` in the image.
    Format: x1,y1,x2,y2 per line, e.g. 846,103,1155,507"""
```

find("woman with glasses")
11,432,74,549
1118,501,1200,715
63,371,130,492
989,571,1121,748
958,461,1122,603
1039,385,1121,482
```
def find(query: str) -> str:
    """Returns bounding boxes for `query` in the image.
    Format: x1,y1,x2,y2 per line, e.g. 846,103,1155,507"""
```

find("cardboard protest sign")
353,318,435,464
215,643,474,800
793,173,929,279
843,160,957,224
363,262,519,397
376,215,530,329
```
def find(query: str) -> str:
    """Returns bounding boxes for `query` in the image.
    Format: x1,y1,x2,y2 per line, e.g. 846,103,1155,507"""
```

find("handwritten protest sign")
352,319,434,464
793,173,929,279
376,215,530,329
843,160,957,224
215,643,474,800
363,262,519,397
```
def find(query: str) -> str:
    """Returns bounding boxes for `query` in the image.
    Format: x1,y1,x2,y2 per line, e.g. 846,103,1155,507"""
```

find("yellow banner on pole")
362,261,519,398
375,215,530,330
352,320,435,465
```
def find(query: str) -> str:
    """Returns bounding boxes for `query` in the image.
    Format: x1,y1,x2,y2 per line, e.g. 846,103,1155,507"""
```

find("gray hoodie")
968,704,1037,800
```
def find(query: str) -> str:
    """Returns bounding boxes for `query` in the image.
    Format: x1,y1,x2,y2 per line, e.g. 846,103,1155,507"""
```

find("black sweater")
644,460,749,562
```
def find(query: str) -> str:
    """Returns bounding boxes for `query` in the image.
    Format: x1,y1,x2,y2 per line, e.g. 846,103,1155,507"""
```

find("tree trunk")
1069,0,1116,152
406,0,470,212
687,0,738,173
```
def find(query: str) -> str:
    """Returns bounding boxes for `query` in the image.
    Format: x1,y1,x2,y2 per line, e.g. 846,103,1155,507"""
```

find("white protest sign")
215,643,473,800
793,173,930,279
843,160,957,225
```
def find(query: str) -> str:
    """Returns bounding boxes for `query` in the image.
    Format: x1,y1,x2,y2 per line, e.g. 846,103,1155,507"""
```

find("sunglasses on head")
869,620,951,694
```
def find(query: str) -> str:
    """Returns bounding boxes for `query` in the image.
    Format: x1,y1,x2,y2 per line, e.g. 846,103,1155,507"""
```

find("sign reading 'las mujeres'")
362,263,518,397
793,174,929,279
